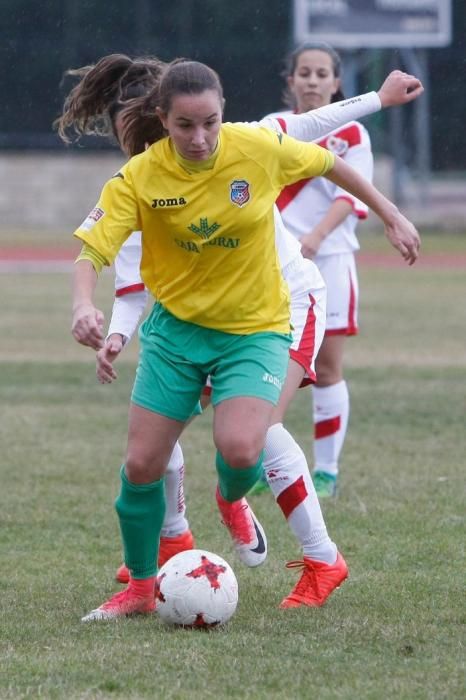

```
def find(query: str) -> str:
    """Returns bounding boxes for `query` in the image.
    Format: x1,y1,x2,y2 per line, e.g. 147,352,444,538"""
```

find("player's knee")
125,451,164,484
217,435,262,468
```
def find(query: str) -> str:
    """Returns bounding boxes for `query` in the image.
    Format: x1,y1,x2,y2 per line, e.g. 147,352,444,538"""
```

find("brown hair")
282,41,345,109
54,53,166,153
119,59,224,158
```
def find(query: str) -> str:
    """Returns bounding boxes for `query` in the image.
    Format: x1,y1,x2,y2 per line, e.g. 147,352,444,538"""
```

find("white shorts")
284,256,326,386
314,252,359,336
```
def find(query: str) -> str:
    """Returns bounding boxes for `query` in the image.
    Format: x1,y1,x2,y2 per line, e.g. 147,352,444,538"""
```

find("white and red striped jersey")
272,117,374,256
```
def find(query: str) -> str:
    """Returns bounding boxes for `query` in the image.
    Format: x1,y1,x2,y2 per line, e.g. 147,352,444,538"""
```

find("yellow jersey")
74,123,334,334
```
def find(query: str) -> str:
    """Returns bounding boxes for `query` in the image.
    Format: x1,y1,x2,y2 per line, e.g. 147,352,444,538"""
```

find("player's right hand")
71,303,105,350
96,334,124,383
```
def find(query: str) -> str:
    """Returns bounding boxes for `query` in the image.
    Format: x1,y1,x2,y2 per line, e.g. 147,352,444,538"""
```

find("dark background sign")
294,0,452,47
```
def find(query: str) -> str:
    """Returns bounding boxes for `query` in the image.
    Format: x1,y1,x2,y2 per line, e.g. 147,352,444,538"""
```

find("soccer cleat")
279,552,348,608
216,486,267,567
312,470,338,498
115,530,195,584
158,529,195,567
81,579,156,622
248,470,270,496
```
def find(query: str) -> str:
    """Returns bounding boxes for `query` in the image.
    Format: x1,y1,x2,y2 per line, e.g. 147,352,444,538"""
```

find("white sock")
263,423,337,564
160,441,190,538
312,380,349,477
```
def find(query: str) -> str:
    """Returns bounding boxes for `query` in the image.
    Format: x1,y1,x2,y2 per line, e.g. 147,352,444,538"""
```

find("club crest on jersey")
326,135,348,156
80,206,105,232
230,179,250,208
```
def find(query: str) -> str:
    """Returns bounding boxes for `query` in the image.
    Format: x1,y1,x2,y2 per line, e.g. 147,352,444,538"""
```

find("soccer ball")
155,549,238,628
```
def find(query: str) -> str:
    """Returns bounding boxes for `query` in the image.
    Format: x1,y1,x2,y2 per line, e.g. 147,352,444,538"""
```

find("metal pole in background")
401,48,431,207
388,51,405,206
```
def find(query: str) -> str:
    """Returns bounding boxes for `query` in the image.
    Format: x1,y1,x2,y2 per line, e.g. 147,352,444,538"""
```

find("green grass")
0,235,465,699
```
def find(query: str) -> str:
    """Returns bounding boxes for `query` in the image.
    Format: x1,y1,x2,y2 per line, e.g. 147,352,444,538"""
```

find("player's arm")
324,156,420,264
263,71,423,142
301,128,374,258
96,289,149,383
72,254,105,350
300,199,353,259
110,233,148,343
72,175,140,349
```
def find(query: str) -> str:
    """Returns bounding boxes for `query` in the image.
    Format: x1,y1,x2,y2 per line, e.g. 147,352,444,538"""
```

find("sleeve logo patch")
80,207,105,232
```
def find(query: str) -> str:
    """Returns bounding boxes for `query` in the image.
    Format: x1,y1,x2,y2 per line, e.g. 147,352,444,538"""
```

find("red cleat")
81,578,156,622
279,552,348,608
115,530,195,584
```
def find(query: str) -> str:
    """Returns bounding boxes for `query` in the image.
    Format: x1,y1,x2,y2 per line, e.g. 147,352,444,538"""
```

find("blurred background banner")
294,0,452,48
0,0,464,231
294,0,453,209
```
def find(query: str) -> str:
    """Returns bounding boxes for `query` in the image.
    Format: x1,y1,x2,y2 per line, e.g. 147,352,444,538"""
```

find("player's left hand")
299,231,322,259
96,334,124,383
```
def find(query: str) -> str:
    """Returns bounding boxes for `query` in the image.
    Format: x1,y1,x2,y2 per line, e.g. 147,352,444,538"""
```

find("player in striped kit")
60,56,421,618
268,42,413,498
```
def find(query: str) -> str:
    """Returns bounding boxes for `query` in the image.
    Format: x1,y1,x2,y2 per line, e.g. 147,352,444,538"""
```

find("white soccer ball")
155,549,238,628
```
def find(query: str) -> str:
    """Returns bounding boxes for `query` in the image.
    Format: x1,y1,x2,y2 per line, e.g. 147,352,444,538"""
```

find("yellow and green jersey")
74,122,334,334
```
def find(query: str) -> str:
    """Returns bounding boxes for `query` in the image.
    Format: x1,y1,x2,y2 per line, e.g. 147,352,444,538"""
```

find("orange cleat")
158,529,195,568
81,578,156,622
279,552,348,609
115,530,195,584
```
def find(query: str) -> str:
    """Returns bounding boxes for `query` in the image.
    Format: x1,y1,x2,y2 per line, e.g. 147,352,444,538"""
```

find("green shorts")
131,303,292,422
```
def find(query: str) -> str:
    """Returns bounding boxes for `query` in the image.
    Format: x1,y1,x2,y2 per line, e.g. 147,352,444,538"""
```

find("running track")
1,247,465,270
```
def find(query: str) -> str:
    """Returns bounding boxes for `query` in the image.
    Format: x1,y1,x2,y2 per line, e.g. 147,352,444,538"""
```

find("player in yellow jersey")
58,54,423,612
70,59,420,621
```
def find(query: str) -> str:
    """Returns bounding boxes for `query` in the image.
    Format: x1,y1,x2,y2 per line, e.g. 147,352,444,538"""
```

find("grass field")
1,232,465,699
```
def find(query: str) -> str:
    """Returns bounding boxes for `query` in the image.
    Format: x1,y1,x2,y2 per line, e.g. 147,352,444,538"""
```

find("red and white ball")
155,549,238,628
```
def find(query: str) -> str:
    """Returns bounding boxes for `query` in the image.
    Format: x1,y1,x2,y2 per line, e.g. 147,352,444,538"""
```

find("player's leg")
114,381,212,585
263,284,348,606
158,388,209,562
115,439,195,584
264,375,348,608
83,405,186,621
211,330,291,567
213,395,271,567
312,335,348,496
83,303,205,621
312,253,358,497
159,441,195,562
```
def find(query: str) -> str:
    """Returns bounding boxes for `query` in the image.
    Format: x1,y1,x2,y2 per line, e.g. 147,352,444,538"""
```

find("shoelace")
285,559,319,597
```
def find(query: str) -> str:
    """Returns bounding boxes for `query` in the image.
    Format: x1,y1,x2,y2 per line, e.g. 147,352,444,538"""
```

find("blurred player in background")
260,42,413,498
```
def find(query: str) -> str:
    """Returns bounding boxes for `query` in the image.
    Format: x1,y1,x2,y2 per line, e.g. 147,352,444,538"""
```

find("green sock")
114,465,166,579
216,451,264,502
